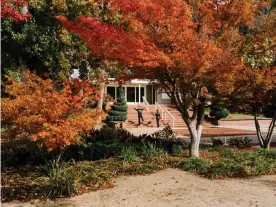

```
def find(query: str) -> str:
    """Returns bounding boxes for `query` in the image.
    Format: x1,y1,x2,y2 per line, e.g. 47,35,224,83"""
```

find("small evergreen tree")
106,85,128,122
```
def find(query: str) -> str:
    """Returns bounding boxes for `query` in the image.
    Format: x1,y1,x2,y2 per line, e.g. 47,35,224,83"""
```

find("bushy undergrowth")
141,142,167,162
228,136,252,149
179,148,276,179
212,138,224,146
2,126,185,167
121,146,138,162
43,159,82,199
2,125,276,202
179,157,211,173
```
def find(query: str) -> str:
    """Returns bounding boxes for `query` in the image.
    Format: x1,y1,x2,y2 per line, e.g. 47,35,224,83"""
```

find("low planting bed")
1,127,276,202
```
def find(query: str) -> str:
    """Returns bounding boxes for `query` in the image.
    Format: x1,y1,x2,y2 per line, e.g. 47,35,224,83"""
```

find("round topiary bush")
262,104,276,118
210,107,229,120
106,85,128,122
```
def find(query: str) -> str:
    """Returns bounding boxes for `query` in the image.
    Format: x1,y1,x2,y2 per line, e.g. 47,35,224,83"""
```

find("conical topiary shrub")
106,85,128,122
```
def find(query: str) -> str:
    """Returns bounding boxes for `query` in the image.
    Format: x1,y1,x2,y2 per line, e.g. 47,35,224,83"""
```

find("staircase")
124,104,212,128
160,104,213,128
124,105,168,128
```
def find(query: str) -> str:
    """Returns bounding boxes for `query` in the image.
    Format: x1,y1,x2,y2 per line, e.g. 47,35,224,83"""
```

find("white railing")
155,102,176,128
164,108,176,129
142,96,149,111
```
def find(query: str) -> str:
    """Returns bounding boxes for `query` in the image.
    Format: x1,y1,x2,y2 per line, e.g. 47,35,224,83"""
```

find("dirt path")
3,168,276,207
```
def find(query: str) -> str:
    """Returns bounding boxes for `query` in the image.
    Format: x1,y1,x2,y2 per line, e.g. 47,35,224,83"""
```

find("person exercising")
134,106,145,126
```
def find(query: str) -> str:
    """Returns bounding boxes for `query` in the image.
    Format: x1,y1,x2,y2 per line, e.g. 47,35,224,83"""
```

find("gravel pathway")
3,168,276,207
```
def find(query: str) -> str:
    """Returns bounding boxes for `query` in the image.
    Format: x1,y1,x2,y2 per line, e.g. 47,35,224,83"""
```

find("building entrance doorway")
106,85,145,104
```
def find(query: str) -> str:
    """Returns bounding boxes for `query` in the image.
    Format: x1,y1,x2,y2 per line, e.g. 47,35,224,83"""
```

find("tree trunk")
188,121,200,157
19,56,27,81
184,104,205,157
263,109,276,149
95,83,105,126
253,109,265,148
253,106,276,149
97,83,105,109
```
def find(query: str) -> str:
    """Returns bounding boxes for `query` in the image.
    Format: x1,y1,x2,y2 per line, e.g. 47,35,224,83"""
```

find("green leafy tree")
106,85,128,122
1,0,120,80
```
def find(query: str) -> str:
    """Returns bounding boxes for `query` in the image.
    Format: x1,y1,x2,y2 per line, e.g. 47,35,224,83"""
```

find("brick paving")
124,104,275,137
173,127,257,137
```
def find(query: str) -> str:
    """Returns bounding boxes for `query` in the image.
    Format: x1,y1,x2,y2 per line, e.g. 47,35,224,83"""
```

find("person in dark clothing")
134,106,145,126
155,109,161,127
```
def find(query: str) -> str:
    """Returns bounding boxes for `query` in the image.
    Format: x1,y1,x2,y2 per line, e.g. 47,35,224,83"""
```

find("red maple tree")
57,0,262,157
1,0,31,22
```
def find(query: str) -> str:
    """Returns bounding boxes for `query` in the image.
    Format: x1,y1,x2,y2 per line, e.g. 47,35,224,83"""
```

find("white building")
70,69,171,104
105,79,172,105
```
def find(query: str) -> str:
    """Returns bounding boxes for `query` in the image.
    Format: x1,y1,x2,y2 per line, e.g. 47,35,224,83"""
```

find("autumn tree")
1,71,103,151
1,0,121,82
57,0,259,157
1,0,31,22
230,1,276,149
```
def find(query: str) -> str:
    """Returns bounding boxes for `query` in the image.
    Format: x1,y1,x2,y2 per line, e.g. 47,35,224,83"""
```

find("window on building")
107,87,116,99
135,87,145,102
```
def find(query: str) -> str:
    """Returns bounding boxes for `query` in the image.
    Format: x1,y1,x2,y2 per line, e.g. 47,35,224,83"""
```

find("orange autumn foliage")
56,0,259,157
2,71,103,151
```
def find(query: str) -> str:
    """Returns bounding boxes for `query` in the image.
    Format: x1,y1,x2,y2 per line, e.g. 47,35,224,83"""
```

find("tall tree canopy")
230,0,276,149
1,0,120,80
1,0,31,22
57,0,266,157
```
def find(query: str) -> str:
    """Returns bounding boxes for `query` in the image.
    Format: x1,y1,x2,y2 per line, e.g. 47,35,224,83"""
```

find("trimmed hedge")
263,104,276,118
210,107,229,120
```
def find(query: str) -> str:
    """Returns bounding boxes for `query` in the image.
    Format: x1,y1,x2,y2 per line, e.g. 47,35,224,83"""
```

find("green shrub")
179,157,211,173
171,143,183,155
1,138,46,166
228,136,252,149
152,125,177,140
106,85,128,122
203,149,276,178
63,142,95,161
43,159,81,199
209,107,229,120
149,126,187,154
95,125,135,142
212,138,224,146
203,159,246,179
246,156,275,175
141,142,166,161
220,148,237,159
63,126,137,161
256,149,276,159
121,146,138,162
262,104,276,118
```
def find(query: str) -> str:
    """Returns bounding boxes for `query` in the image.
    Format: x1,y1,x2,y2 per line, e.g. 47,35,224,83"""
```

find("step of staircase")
124,104,212,128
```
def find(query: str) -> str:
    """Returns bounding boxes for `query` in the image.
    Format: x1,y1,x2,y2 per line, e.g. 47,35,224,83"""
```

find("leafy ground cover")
1,127,276,202
2,144,276,202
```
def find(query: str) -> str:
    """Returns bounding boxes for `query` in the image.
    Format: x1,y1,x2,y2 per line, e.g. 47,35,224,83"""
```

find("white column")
125,86,127,101
152,86,153,104
139,84,141,105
